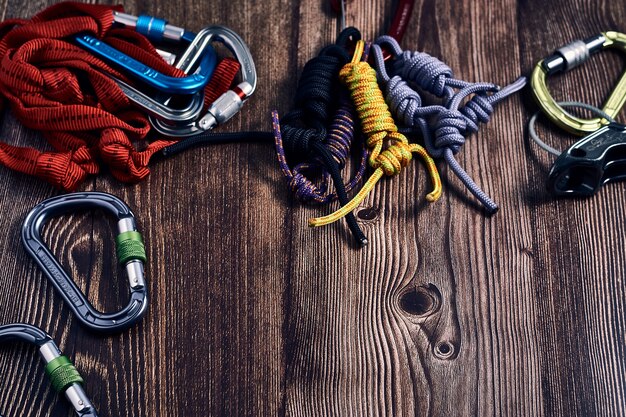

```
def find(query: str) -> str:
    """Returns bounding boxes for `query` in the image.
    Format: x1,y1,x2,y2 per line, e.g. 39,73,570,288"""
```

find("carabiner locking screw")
0,323,99,417
541,34,606,74
113,11,191,42
21,192,149,333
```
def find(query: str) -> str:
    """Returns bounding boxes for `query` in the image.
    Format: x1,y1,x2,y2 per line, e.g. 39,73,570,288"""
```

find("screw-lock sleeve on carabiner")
0,323,99,417
21,192,149,333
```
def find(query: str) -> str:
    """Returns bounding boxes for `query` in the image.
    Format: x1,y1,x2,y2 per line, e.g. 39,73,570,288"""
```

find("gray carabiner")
104,18,218,124
21,192,149,333
0,323,99,417
150,25,257,137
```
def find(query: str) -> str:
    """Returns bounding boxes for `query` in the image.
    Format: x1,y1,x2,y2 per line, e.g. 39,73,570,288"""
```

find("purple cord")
273,98,367,204
372,36,527,213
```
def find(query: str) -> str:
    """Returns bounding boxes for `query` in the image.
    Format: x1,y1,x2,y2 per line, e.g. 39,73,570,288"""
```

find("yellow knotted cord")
308,40,441,227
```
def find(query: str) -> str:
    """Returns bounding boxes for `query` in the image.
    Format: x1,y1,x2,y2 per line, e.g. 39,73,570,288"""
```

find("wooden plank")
0,0,624,416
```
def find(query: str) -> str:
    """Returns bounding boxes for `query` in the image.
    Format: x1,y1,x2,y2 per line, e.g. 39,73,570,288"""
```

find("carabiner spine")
111,76,205,122
74,33,217,94
599,31,626,117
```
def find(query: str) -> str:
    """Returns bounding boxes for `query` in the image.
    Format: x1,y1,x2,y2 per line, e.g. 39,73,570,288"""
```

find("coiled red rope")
0,2,239,190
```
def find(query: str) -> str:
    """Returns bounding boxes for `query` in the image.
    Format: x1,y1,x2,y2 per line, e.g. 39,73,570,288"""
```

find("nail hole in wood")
400,284,441,317
357,207,378,221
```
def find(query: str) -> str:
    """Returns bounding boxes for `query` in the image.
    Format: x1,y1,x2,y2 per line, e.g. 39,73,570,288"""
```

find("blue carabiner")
74,33,217,94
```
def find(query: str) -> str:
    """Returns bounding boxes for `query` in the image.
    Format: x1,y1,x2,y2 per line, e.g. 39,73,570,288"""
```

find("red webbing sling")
0,2,240,190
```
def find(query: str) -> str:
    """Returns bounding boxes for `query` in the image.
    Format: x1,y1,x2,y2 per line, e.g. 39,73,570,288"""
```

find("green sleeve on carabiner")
45,356,84,393
115,231,147,265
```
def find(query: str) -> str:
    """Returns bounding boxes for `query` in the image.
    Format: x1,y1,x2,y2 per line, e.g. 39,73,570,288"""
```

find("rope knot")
280,124,324,157
289,171,324,203
308,40,442,229
433,109,467,156
97,127,148,182
338,61,361,85
460,94,494,132
33,148,97,191
371,135,413,176
295,45,348,124
373,36,528,213
385,75,423,126
323,105,355,169
396,50,453,97
340,60,399,138
272,29,372,245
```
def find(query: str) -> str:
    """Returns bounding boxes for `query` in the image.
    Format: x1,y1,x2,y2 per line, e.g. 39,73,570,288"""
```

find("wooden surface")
0,0,624,416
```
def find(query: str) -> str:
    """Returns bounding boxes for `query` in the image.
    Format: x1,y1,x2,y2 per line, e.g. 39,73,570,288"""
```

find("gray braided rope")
528,101,616,156
372,36,527,213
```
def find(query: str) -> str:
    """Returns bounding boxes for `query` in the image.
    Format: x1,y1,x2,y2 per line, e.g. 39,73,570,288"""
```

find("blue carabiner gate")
21,192,149,333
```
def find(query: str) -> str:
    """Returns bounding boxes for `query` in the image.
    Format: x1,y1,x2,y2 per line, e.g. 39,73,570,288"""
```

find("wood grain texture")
0,0,624,416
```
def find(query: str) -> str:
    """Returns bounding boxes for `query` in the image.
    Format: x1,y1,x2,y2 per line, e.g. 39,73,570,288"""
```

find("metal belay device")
21,192,149,333
0,323,99,416
547,122,626,196
528,31,626,197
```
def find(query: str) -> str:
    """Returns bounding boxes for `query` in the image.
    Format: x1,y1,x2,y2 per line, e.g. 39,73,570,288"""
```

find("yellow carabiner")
531,31,626,135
